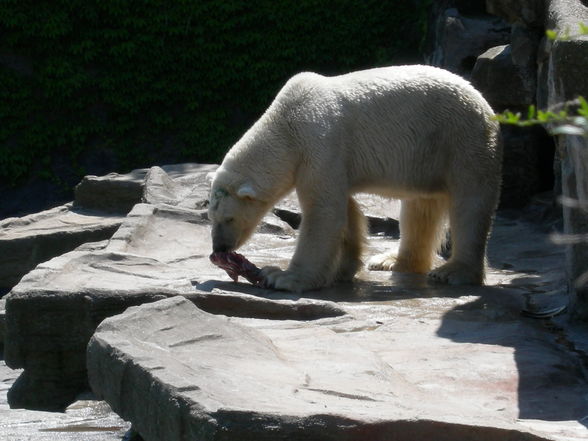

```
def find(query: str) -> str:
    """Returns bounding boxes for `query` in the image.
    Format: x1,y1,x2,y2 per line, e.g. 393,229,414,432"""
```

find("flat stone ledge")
88,296,566,441
0,204,124,290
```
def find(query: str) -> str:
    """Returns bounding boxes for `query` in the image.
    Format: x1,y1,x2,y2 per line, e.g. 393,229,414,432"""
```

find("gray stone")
3,157,588,440
486,0,545,28
1,360,130,440
74,163,217,213
511,24,541,68
74,170,145,214
3,202,344,411
545,0,588,37
472,44,535,110
142,164,218,210
544,0,588,320
88,294,587,441
426,7,510,76
0,204,124,290
471,42,556,208
0,163,218,294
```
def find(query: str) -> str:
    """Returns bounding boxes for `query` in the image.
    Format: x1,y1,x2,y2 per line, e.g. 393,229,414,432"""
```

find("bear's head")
208,167,271,253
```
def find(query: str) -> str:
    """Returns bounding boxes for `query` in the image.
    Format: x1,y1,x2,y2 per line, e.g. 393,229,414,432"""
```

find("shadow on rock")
437,289,588,427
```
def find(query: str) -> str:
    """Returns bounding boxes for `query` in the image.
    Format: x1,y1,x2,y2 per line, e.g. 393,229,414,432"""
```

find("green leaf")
527,105,536,120
546,29,558,40
578,96,588,117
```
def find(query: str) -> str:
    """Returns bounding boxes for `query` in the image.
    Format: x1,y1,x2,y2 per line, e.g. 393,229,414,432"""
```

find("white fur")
209,65,502,292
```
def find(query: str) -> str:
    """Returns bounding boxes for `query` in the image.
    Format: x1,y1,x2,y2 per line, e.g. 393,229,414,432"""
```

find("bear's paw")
260,266,320,293
427,261,483,286
366,253,396,272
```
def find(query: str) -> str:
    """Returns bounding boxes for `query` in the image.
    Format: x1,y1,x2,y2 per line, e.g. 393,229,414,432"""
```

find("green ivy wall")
0,0,429,188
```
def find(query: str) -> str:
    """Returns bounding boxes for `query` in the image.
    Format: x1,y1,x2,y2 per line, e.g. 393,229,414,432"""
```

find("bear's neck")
223,116,299,206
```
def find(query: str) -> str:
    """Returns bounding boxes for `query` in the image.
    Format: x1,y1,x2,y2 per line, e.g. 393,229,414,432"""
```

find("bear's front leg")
261,193,347,292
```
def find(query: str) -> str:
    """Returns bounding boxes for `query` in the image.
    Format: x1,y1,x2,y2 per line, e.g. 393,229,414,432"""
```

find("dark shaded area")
0,0,430,220
499,125,557,209
438,294,588,425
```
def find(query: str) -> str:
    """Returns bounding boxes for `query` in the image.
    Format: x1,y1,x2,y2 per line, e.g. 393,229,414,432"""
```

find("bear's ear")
236,183,258,200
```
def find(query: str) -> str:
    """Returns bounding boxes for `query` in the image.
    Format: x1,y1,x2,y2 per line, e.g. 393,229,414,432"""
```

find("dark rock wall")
425,0,557,209
427,0,588,320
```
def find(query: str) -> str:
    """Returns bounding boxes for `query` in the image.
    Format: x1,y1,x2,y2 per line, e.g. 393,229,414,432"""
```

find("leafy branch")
494,97,588,137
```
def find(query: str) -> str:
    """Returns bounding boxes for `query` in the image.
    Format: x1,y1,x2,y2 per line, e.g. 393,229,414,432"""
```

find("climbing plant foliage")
0,0,430,186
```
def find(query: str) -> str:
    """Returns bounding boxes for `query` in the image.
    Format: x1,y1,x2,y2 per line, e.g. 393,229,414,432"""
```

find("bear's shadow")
195,270,488,304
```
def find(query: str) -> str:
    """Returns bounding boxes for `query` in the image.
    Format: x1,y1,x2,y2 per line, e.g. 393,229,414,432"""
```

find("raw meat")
209,251,263,285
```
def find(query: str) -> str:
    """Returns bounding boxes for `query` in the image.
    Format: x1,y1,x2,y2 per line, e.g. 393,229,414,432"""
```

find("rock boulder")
471,44,535,110
426,7,510,76
88,294,587,441
0,205,123,290
486,0,545,28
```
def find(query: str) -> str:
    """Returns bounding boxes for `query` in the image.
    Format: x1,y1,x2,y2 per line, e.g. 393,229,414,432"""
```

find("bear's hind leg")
428,191,496,285
368,198,447,273
335,197,367,281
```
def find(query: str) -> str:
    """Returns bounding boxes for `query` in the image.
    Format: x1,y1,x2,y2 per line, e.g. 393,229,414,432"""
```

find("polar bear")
209,65,502,292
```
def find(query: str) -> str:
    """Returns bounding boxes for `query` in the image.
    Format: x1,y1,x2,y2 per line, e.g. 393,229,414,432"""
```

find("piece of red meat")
209,251,263,285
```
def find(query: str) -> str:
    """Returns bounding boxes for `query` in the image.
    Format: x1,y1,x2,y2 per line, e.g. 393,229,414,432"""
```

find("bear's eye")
225,217,235,224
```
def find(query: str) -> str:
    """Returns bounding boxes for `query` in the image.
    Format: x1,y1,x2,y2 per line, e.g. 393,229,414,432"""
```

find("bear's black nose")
212,239,231,253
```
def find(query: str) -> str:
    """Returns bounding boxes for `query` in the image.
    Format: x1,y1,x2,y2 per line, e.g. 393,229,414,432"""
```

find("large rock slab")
88,295,586,441
0,204,124,290
74,163,217,214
